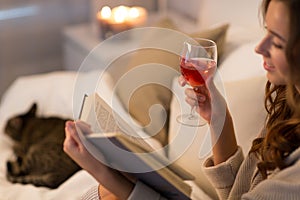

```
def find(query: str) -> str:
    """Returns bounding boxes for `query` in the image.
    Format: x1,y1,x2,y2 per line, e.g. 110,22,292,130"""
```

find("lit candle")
97,6,113,39
97,6,111,23
127,7,147,27
108,6,130,33
111,6,129,23
96,5,148,39
100,6,111,20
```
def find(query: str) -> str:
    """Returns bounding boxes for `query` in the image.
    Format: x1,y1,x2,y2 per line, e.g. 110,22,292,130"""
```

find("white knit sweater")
203,146,300,200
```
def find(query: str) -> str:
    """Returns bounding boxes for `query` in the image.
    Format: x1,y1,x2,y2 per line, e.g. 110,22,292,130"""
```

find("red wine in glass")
177,38,217,127
180,57,216,90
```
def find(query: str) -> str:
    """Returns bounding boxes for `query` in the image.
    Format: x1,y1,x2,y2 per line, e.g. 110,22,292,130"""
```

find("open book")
78,93,194,199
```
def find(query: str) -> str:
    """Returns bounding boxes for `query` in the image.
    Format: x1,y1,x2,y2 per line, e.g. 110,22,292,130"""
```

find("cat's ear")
27,103,37,116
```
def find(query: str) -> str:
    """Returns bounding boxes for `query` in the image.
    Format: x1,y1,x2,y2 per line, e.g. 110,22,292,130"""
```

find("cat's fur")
4,103,81,189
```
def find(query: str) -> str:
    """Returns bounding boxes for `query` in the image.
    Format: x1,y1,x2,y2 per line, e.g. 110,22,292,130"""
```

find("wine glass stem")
189,106,197,120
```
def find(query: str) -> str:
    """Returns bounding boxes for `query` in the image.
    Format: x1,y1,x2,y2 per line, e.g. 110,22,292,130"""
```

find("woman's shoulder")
242,151,300,199
268,146,300,181
285,146,300,167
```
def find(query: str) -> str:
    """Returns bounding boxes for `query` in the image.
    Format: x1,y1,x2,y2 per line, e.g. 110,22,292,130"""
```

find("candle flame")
128,7,140,18
100,6,111,19
98,5,147,26
113,6,129,23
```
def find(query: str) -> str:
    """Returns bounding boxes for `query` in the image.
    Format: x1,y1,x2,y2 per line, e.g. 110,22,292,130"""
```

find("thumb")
205,76,219,98
205,75,227,115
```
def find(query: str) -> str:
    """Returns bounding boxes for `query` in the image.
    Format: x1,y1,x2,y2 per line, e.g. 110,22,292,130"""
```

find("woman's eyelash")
272,42,283,49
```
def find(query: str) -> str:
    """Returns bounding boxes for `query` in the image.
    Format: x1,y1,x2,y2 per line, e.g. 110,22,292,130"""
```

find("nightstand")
62,14,197,72
62,23,154,72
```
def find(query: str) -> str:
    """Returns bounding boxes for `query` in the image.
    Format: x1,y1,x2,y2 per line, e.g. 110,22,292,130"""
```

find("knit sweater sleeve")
81,185,100,200
202,146,244,199
80,182,167,200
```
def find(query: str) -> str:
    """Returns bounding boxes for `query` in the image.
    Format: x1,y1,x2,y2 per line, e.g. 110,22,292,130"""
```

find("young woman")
187,0,300,199
63,0,300,199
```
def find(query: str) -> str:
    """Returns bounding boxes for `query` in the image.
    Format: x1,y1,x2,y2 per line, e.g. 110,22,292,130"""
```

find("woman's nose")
255,36,270,56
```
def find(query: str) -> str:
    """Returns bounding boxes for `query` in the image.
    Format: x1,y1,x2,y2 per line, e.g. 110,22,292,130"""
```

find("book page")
80,93,155,151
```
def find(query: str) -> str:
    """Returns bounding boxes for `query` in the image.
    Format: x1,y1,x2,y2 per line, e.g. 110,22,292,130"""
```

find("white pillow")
218,40,266,82
0,71,77,123
168,73,267,198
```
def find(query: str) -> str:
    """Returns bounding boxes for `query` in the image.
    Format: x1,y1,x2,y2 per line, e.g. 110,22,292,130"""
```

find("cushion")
188,23,229,62
107,23,230,146
153,17,229,61
152,17,179,30
107,48,181,146
168,73,267,198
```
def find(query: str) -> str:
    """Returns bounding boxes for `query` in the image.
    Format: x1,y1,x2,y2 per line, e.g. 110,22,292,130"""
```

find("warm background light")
100,6,111,19
112,6,129,23
97,5,147,39
129,7,140,18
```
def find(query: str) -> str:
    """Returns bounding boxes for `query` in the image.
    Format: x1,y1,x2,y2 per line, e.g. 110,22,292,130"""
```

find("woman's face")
255,0,290,85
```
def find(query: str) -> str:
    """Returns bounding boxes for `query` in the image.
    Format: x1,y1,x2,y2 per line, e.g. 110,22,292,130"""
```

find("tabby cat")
4,103,81,189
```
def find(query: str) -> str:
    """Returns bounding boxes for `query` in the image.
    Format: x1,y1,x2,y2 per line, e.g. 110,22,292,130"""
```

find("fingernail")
198,96,206,102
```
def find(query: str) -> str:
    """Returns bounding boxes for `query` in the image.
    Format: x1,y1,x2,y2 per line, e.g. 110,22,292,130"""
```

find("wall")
0,0,90,98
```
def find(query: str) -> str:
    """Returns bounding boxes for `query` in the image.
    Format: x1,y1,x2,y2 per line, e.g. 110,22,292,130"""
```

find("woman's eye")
272,42,283,49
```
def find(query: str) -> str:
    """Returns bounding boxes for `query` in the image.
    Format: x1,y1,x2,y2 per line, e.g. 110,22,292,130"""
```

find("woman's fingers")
66,121,82,144
76,120,93,134
64,120,93,147
178,75,187,86
64,120,88,154
185,88,207,104
64,121,80,154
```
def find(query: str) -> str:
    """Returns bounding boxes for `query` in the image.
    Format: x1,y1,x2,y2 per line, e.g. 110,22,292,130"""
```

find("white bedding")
0,71,100,200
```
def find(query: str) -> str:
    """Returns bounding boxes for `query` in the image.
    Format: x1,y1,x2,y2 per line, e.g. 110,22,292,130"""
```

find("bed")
0,0,266,199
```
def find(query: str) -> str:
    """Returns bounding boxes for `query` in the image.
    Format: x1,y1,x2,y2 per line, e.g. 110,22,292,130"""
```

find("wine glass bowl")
177,38,217,127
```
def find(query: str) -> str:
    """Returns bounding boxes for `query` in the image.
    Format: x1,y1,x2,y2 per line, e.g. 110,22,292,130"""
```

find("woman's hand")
63,120,107,175
178,75,213,123
63,120,134,200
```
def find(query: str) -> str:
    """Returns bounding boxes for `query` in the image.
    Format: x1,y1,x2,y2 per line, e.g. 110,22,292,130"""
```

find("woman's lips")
263,62,275,72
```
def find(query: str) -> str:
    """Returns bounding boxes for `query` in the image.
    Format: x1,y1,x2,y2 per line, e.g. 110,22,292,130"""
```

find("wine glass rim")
184,37,217,48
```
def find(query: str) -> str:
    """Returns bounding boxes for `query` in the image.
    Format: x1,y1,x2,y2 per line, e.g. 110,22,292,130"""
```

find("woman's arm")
210,108,238,165
180,76,238,165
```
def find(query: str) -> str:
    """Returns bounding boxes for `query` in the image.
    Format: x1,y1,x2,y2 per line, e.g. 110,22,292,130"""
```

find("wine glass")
176,38,217,127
